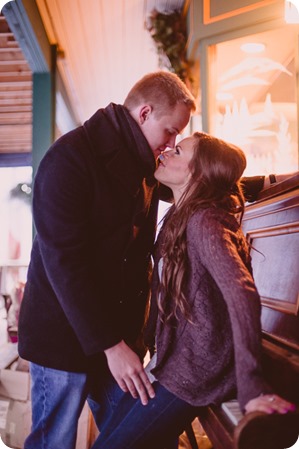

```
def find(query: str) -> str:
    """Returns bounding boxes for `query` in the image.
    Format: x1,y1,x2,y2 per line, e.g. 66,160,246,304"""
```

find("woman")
93,132,296,449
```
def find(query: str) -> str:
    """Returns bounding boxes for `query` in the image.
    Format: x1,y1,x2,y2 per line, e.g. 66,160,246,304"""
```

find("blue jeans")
92,381,198,449
25,362,124,449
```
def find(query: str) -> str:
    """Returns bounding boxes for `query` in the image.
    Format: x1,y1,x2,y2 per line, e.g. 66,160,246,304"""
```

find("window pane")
209,27,298,175
0,167,32,296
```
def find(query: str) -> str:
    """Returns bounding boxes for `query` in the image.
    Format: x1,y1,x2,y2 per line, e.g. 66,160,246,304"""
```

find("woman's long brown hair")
158,132,247,323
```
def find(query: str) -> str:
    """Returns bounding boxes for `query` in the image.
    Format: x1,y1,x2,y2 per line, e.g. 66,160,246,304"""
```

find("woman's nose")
159,149,173,161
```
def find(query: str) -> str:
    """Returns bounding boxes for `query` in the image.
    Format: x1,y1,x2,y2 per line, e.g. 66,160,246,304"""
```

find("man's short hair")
124,71,196,117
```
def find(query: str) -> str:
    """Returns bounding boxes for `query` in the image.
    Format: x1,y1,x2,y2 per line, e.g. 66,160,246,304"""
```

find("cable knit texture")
148,207,272,412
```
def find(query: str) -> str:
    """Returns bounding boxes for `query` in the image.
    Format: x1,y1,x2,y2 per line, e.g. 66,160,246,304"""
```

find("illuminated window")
209,27,298,175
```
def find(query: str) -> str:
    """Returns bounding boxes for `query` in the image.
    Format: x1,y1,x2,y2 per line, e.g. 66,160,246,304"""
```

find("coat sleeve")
240,176,265,202
32,140,123,355
187,210,272,411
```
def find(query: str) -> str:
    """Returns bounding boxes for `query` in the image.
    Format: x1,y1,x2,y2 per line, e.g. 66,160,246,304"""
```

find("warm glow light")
285,0,299,23
216,92,234,101
240,43,266,54
289,0,299,8
0,0,13,13
288,436,299,448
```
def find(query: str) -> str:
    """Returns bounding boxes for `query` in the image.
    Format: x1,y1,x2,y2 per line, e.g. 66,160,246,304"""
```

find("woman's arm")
190,210,296,412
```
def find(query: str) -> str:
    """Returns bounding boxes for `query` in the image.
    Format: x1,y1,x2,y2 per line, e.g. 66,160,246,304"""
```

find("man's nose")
166,135,176,148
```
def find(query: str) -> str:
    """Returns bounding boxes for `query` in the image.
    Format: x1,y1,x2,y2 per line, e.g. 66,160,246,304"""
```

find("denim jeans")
25,362,124,449
91,381,198,449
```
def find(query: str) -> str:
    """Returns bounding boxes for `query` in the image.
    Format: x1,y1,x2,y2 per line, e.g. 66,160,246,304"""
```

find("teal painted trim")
32,72,55,178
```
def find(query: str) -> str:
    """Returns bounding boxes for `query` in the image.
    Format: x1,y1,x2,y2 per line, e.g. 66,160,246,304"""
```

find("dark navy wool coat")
18,104,159,373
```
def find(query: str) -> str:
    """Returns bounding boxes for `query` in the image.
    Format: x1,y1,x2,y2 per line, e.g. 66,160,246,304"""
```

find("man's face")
140,103,191,159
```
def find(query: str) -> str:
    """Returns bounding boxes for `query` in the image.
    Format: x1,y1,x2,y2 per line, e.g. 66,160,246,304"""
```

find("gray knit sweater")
147,207,272,412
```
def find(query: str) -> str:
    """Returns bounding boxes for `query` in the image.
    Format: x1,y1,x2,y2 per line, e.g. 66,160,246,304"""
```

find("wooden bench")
186,173,299,449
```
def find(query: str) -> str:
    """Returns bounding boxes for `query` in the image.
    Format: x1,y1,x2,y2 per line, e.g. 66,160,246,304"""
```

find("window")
208,26,298,175
0,166,32,300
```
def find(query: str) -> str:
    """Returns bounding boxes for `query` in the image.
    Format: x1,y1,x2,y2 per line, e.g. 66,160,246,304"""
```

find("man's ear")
139,105,153,124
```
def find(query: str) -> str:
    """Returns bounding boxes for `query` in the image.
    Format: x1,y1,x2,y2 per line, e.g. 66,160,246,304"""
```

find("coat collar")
83,103,157,197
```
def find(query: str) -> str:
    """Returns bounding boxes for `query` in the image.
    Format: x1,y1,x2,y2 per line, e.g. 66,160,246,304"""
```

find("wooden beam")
0,98,31,106
0,37,18,48
0,90,32,98
0,32,13,38
0,48,24,55
0,105,31,112
0,80,32,87
0,19,10,33
0,73,32,82
0,81,32,91
0,148,31,153
0,61,30,69
0,123,31,135
0,113,32,123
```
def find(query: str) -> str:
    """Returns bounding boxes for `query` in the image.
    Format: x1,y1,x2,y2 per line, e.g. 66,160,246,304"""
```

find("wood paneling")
0,14,32,155
242,174,299,351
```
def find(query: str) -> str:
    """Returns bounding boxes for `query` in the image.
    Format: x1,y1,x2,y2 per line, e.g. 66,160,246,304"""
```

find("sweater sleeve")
188,210,272,410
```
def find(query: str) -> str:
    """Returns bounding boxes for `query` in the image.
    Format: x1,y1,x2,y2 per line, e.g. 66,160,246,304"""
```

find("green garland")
147,9,193,87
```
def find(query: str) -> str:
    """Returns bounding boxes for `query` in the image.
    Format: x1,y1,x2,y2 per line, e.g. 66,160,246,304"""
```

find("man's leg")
25,362,88,449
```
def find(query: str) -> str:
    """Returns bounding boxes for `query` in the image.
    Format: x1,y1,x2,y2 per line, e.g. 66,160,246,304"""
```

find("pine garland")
147,9,193,88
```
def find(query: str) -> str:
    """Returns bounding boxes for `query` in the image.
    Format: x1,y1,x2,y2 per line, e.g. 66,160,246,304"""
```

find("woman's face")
154,136,195,200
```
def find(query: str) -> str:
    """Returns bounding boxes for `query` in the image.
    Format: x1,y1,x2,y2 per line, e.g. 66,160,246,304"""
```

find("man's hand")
104,340,155,405
263,171,298,189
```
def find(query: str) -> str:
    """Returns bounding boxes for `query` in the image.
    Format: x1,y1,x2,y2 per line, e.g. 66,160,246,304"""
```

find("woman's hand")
245,394,296,414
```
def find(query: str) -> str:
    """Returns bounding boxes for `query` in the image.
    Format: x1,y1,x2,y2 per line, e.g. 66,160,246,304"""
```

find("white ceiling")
35,0,186,125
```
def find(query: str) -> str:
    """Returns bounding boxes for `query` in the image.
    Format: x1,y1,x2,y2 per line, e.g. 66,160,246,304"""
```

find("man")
18,71,196,449
18,71,272,449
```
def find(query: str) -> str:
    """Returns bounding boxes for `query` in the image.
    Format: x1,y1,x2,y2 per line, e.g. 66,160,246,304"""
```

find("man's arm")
104,340,155,405
262,172,298,189
241,172,299,202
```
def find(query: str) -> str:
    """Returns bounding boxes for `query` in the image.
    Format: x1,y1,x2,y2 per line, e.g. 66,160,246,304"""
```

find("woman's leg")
24,362,88,449
87,367,126,431
91,381,198,449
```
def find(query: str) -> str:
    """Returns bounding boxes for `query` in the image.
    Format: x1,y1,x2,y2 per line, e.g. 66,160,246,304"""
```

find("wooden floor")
179,419,212,449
